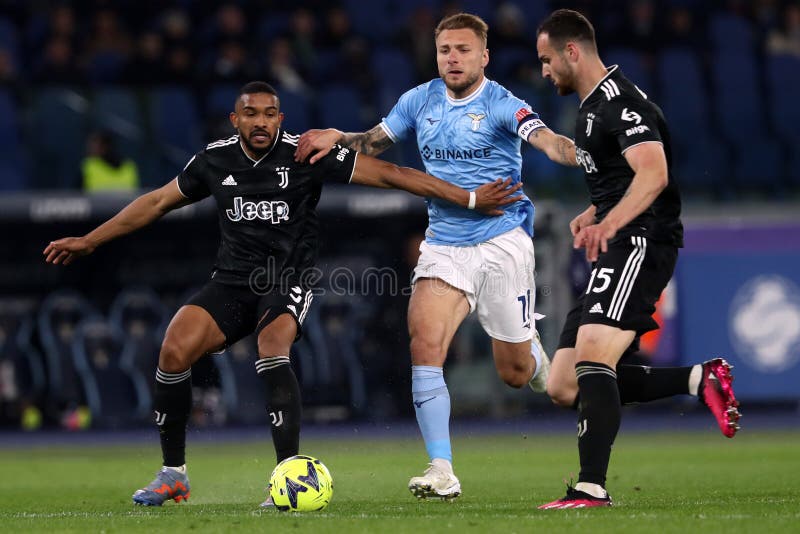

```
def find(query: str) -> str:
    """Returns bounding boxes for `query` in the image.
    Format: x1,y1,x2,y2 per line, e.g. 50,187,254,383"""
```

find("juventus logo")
586,112,595,136
155,411,166,426
577,418,588,438
467,112,486,131
270,410,284,427
276,166,290,189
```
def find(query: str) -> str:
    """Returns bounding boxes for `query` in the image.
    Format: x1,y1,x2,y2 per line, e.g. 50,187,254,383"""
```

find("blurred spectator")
163,45,195,85
124,31,166,84
0,47,17,86
265,37,309,94
32,36,84,84
210,40,254,82
84,9,132,83
664,6,707,50
394,6,437,83
608,0,664,55
286,7,318,77
492,3,532,48
318,6,357,49
767,3,800,57
160,8,192,49
212,3,250,48
81,130,140,192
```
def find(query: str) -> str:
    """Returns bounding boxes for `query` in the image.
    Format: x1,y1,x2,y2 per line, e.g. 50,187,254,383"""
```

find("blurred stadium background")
1,0,799,434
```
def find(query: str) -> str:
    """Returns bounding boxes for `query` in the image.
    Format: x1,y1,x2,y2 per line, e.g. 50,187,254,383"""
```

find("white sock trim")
575,482,607,498
163,464,186,474
531,338,544,379
688,364,701,396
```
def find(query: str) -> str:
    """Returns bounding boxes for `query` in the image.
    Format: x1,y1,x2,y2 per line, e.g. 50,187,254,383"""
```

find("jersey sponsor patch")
625,125,651,136
621,107,642,124
515,107,533,122
517,116,546,141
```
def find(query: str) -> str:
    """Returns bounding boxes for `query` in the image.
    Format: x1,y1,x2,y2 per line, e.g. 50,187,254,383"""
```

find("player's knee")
497,362,531,389
158,339,192,373
546,380,578,407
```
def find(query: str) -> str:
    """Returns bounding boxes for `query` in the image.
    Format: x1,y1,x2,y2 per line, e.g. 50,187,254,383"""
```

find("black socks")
154,368,193,467
256,356,302,463
575,361,621,487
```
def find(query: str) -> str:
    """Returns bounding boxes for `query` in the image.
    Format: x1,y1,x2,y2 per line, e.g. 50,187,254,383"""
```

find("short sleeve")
493,89,547,142
176,153,211,200
317,143,358,184
381,85,424,142
602,99,663,153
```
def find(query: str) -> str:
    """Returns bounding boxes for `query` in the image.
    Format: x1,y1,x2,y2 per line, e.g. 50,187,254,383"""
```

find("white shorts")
412,226,537,343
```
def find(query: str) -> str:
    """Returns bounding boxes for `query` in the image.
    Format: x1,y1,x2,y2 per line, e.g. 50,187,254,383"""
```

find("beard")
443,70,481,95
239,130,272,156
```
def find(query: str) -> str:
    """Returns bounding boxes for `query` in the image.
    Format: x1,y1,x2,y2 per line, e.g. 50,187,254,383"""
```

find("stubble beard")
444,71,481,97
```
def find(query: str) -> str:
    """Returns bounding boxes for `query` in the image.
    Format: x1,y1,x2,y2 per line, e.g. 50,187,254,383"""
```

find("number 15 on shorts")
586,267,615,294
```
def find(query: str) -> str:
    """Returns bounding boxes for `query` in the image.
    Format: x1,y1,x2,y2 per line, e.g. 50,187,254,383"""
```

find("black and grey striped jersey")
177,129,357,288
575,66,683,247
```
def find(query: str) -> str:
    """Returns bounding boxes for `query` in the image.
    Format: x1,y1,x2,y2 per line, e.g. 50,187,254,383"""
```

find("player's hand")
473,178,524,216
573,221,616,262
43,237,96,265
569,206,596,237
294,128,343,164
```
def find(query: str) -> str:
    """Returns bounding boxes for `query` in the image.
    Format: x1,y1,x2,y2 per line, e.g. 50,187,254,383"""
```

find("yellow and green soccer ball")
268,455,333,511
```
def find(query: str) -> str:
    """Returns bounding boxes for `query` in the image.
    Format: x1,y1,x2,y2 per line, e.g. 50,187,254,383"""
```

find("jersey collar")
445,76,488,106
580,64,619,108
238,129,280,167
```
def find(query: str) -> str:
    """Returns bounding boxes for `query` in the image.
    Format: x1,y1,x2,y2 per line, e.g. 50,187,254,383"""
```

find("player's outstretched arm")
527,127,579,167
295,124,394,164
43,179,192,265
573,143,668,261
350,154,522,215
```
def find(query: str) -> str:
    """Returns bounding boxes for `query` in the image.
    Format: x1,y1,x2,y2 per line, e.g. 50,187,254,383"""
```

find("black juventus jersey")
177,130,358,288
575,66,683,247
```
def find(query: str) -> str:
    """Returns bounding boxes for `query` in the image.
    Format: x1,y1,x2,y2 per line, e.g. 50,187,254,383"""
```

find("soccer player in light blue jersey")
295,13,578,500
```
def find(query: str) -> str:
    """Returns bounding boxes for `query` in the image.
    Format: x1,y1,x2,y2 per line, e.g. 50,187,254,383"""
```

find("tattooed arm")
295,124,395,164
526,127,579,167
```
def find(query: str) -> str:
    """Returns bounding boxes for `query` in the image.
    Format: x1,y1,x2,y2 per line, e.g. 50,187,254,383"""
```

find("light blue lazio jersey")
381,77,546,245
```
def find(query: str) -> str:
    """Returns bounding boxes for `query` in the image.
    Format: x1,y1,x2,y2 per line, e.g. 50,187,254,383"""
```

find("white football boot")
408,458,461,500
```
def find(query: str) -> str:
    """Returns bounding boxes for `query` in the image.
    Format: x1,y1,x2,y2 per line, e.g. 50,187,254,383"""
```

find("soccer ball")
268,455,333,511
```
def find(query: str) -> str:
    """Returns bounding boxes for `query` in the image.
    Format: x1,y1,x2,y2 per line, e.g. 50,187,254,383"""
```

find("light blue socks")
411,365,452,462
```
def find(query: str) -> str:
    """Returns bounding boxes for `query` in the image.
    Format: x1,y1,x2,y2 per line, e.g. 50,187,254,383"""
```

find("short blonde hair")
435,13,488,47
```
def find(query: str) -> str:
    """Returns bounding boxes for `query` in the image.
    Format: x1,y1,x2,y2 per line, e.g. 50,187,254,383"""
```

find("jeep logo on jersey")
226,196,289,223
276,166,289,188
621,108,642,124
420,144,492,161
576,147,598,173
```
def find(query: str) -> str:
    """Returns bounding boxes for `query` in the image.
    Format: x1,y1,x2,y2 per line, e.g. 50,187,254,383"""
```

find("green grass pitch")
0,429,797,533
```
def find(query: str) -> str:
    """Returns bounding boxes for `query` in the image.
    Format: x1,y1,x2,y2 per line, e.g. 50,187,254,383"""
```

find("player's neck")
576,59,611,102
446,74,485,101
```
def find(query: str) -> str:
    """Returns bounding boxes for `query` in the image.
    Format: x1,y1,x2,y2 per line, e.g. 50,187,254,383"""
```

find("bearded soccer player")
295,13,582,500
43,81,522,507
535,10,740,508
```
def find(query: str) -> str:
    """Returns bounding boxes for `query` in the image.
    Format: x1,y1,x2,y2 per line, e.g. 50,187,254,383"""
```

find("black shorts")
185,281,314,347
558,235,677,350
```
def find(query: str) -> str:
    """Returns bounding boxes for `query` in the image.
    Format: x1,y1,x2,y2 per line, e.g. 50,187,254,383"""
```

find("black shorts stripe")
608,236,647,321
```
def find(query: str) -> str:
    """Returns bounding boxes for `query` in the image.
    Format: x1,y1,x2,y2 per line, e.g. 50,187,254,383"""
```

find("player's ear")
482,48,489,68
565,42,580,62
279,112,284,125
229,111,238,129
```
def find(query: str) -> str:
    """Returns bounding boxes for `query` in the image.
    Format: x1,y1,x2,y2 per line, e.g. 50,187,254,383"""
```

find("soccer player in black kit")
43,81,522,507
534,11,740,508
